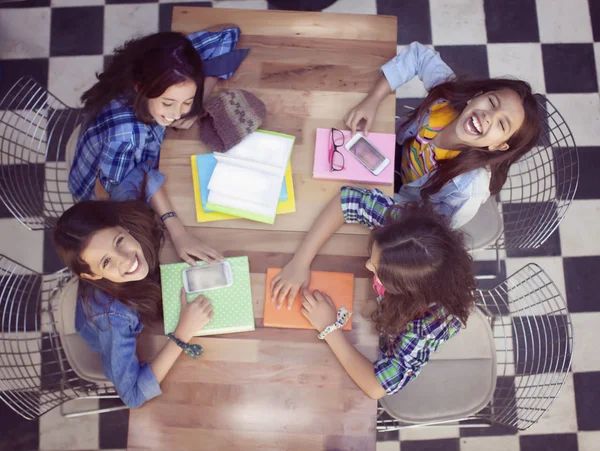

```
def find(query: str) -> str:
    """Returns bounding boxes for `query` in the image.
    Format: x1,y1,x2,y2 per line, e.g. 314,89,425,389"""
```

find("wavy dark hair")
403,77,541,196
53,200,164,323
81,32,205,125
369,202,477,347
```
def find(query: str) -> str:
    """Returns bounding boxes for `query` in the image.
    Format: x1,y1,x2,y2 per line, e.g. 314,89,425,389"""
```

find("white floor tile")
214,0,269,9
103,4,160,55
577,431,600,451
430,0,487,45
400,425,460,441
595,44,600,97
0,332,42,391
570,312,600,373
460,435,520,451
0,7,50,59
376,440,400,451
535,0,594,43
559,200,600,257
0,219,44,273
487,43,546,95
48,56,104,108
39,398,100,450
504,256,566,303
52,0,104,5
519,372,578,435
324,0,377,15
546,93,600,147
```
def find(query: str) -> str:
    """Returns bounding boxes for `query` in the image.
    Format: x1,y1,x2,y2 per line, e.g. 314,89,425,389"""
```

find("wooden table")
128,7,397,451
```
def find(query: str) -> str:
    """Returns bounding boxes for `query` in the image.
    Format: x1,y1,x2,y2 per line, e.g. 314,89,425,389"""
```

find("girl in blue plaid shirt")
69,25,247,265
271,187,477,398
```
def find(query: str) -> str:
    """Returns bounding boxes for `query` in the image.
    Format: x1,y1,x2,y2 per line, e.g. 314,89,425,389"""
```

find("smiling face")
454,88,526,151
80,226,149,283
147,79,197,126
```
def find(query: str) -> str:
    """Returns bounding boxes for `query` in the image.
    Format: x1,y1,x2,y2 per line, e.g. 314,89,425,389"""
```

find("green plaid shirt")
340,186,463,395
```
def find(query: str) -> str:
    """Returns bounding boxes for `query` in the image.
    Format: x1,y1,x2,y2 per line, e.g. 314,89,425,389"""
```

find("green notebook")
160,256,255,336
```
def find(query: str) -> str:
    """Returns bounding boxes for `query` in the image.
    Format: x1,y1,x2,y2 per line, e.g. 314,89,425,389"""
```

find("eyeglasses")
329,128,345,172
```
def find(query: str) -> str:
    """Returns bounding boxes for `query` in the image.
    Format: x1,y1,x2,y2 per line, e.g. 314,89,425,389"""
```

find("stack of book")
191,130,296,224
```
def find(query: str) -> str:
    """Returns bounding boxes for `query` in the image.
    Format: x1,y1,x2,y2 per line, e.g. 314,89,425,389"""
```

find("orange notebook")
263,268,354,330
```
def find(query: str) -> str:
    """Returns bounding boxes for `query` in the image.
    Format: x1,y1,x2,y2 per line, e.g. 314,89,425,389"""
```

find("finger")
364,116,373,136
207,310,215,320
301,288,316,306
301,307,310,318
180,288,188,307
203,301,213,314
271,279,284,301
205,248,224,262
312,289,326,303
350,114,359,136
344,110,354,129
322,292,336,307
179,251,197,267
270,274,281,292
190,249,215,264
276,286,292,310
286,287,300,310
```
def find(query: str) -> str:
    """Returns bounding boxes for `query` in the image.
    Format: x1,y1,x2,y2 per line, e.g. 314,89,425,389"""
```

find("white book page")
208,191,276,217
208,163,280,206
226,132,293,170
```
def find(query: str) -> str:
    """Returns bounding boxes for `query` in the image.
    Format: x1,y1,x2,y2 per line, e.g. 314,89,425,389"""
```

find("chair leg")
60,396,129,418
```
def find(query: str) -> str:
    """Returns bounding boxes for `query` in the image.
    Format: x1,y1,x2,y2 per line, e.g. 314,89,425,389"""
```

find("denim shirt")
74,167,164,408
382,42,491,229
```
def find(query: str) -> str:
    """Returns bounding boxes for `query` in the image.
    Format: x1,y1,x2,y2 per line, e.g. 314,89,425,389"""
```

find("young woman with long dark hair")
345,41,541,229
272,188,476,399
54,192,214,408
69,25,247,265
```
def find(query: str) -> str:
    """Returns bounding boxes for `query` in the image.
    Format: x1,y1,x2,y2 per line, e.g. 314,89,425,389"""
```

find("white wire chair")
461,95,579,276
0,255,126,420
377,263,573,431
0,76,82,231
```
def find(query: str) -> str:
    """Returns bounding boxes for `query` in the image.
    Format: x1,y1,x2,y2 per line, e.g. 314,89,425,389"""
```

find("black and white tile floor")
0,0,598,450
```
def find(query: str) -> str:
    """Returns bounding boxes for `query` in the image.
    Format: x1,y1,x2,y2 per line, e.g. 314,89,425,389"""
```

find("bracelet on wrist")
167,333,203,359
160,211,178,224
318,306,352,340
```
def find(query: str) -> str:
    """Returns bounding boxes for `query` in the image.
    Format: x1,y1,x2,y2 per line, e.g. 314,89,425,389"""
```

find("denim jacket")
74,165,165,408
382,42,491,228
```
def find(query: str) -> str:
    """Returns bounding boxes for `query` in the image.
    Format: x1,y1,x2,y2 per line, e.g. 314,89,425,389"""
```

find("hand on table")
175,289,214,342
300,289,337,333
343,96,381,136
171,229,224,266
270,258,311,310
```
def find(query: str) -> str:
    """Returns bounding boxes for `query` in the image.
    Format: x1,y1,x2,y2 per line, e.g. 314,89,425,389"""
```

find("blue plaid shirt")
340,186,463,395
69,27,242,201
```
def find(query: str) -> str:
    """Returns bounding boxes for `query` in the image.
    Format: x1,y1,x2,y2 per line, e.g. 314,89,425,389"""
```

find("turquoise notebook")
196,153,288,213
160,256,255,336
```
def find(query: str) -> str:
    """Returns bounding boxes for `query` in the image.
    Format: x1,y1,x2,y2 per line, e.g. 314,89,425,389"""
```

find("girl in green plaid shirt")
271,186,477,398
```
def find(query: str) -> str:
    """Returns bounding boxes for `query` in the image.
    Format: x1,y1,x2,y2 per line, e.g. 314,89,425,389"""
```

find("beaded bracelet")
160,211,178,224
318,306,353,340
167,333,204,359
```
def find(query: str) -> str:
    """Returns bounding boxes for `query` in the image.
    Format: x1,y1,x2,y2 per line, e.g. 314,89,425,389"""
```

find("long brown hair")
81,32,205,125
53,200,164,323
405,77,541,196
369,202,477,342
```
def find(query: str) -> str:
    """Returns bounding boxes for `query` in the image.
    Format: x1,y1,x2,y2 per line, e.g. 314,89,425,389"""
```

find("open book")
206,130,295,224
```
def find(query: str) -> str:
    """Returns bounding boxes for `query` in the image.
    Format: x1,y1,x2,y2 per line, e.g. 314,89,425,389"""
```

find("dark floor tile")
474,259,507,295
483,0,539,43
435,45,489,78
106,0,157,3
542,44,598,94
267,0,338,11
99,398,130,449
589,0,600,41
401,438,460,451
0,59,48,101
502,202,561,257
43,229,65,273
0,0,49,7
159,2,212,32
563,256,600,313
520,433,578,451
50,6,104,57
0,163,46,221
377,0,432,45
46,108,83,162
552,147,580,201
512,315,572,375
558,147,600,200
574,372,600,431
0,392,40,451
376,429,399,442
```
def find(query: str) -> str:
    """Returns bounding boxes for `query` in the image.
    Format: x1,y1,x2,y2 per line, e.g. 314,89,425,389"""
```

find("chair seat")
55,277,112,385
460,197,503,252
379,307,497,424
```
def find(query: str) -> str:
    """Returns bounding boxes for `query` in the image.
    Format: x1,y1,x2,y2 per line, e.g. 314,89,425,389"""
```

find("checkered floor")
0,0,598,450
